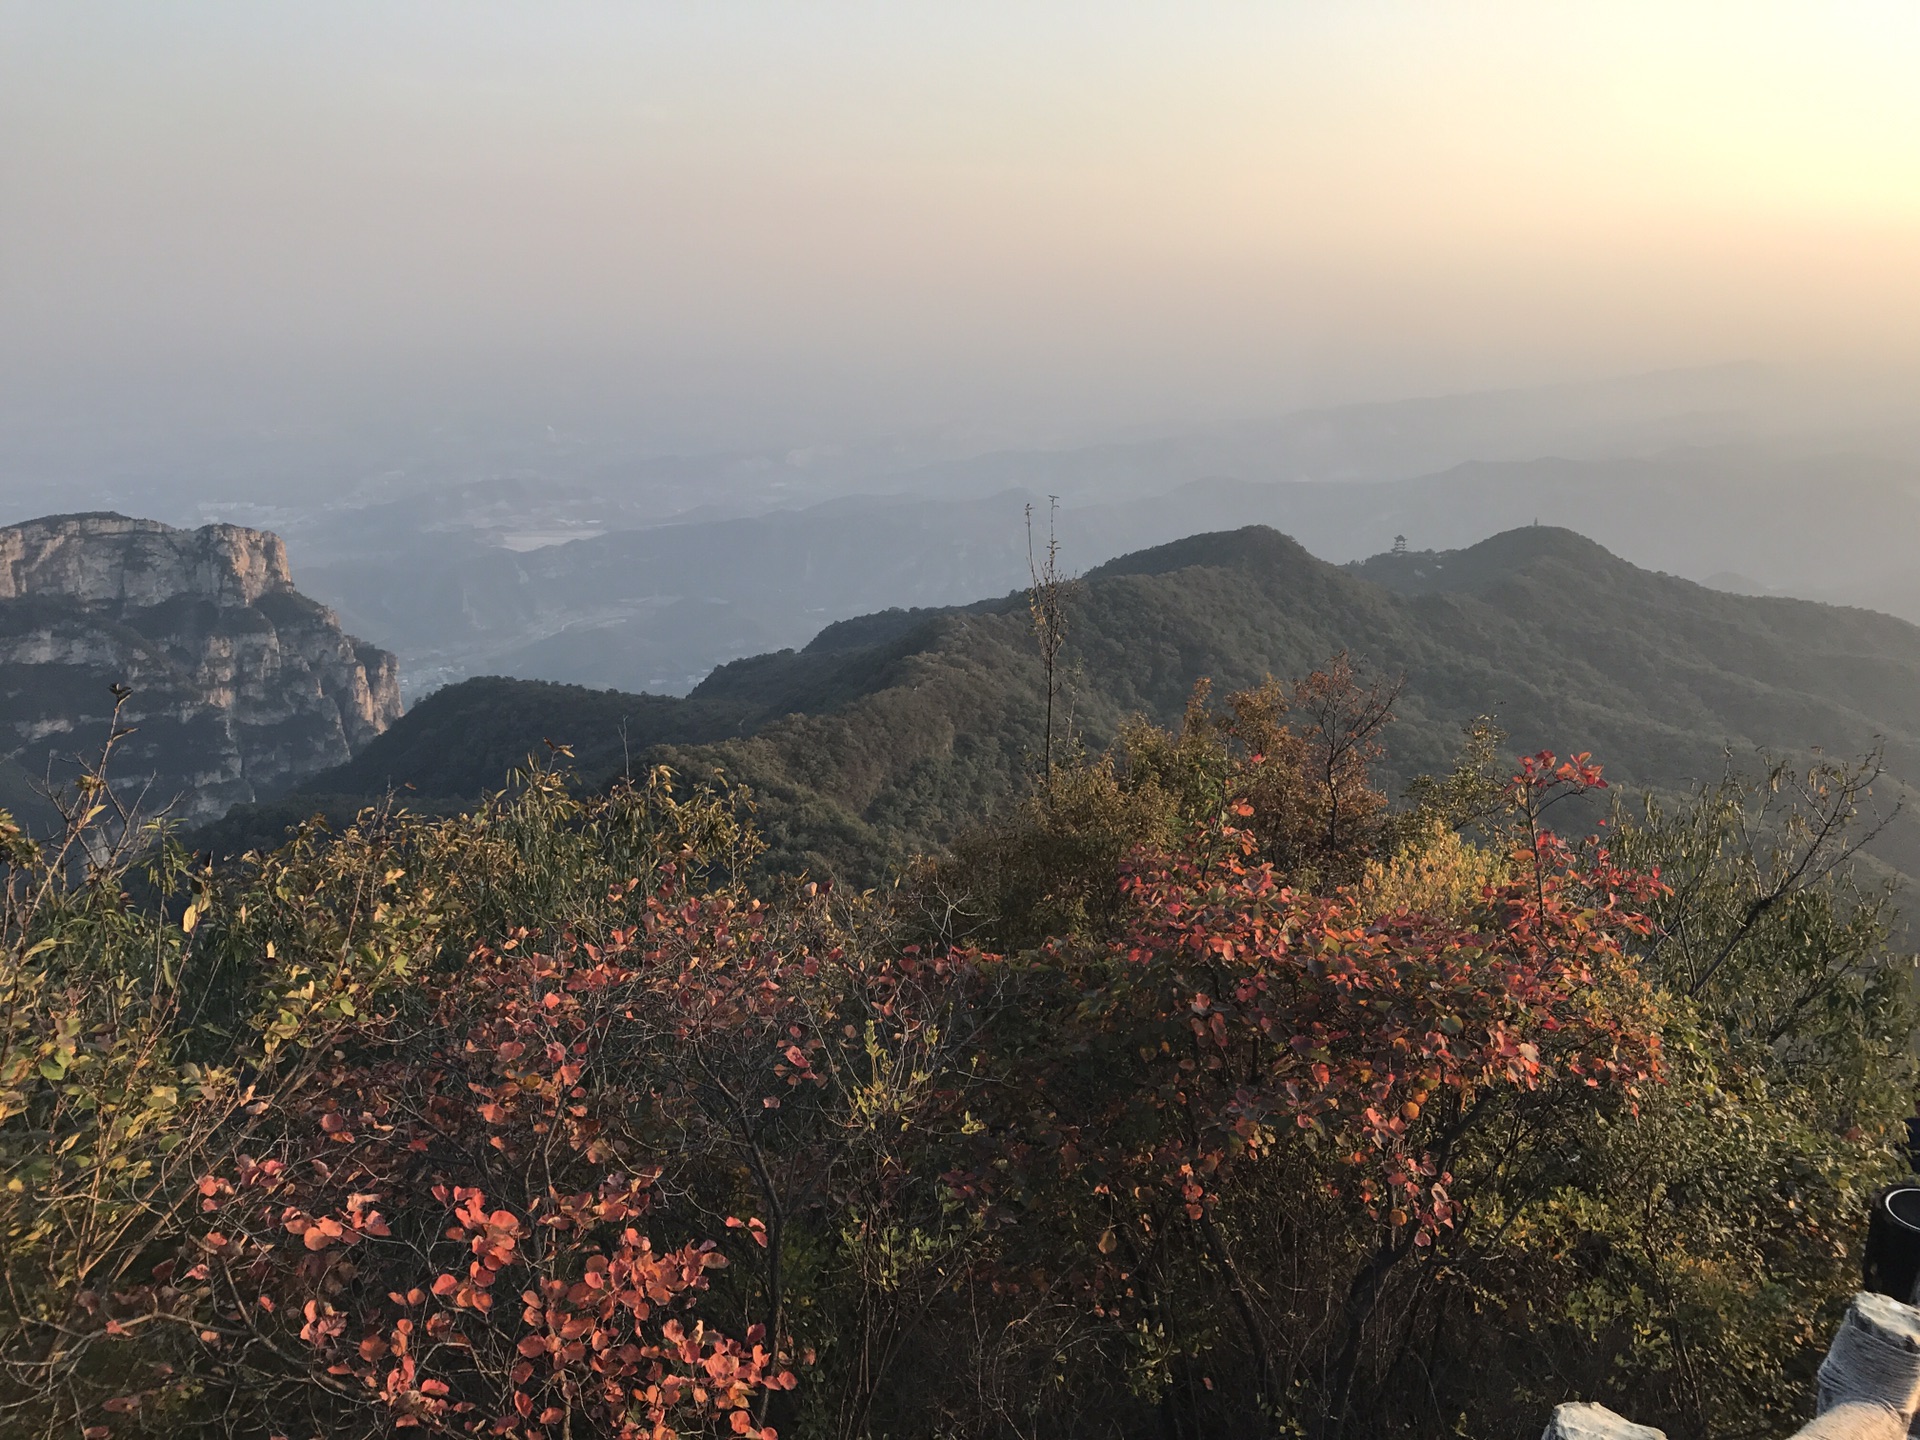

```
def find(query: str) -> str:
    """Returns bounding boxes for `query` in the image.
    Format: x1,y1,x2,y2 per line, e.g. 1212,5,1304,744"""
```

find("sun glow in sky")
5,1,1920,447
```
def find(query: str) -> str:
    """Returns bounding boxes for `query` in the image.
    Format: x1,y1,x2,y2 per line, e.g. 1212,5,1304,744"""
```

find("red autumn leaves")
1097,749,1663,1241
181,878,806,1439
162,752,1662,1438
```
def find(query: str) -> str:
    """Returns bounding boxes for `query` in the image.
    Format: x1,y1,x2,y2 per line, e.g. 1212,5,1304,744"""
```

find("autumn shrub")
913,750,1667,1439
0,752,796,1440
0,714,398,1440
935,661,1400,952
893,685,1912,1440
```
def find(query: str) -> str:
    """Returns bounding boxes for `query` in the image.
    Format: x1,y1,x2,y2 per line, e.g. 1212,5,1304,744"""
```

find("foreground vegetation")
1,671,1912,1440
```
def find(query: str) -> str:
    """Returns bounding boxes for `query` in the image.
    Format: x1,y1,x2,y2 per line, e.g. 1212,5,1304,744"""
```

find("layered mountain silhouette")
223,524,1920,887
290,444,1920,700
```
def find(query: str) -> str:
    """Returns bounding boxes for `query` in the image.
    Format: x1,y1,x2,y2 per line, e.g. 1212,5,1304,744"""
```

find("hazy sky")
6,2,1920,462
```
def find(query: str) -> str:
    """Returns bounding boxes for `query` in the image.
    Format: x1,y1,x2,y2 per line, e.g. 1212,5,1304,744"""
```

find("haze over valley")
13,364,1907,701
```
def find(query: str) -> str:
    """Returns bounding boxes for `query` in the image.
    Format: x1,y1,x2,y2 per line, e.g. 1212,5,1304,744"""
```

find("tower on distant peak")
1391,534,1407,555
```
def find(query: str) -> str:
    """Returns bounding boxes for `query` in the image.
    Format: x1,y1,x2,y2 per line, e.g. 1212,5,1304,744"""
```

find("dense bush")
0,677,1910,1440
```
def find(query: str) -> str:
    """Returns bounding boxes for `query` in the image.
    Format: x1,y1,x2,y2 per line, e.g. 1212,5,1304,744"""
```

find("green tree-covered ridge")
243,525,1920,887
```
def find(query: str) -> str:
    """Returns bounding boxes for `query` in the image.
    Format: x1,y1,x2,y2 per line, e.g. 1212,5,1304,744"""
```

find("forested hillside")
268,524,1920,884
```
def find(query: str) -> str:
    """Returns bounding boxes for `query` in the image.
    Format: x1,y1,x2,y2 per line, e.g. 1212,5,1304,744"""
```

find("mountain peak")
1350,525,1626,595
0,513,398,821
0,512,295,607
1085,525,1317,581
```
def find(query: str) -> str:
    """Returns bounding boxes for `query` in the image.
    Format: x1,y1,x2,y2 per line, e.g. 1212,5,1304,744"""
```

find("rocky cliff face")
0,513,403,822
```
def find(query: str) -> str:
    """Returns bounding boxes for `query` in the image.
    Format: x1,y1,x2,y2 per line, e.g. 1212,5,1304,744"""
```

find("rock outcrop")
0,513,402,822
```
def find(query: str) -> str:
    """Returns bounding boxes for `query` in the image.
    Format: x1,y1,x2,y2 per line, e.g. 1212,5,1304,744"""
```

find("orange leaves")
219,1146,787,1435
1086,750,1667,1242
449,1187,523,1270
194,1173,233,1212
726,1215,770,1248
298,1299,346,1347
1178,1172,1206,1220
281,1197,388,1253
1514,748,1607,799
168,846,890,1440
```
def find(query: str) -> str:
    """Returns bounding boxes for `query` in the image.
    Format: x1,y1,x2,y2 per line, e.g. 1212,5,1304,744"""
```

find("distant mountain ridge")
0,513,402,822
264,523,1920,886
283,441,1920,701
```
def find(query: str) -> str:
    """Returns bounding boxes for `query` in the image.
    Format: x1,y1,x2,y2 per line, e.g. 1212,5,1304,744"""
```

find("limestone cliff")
0,513,403,822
